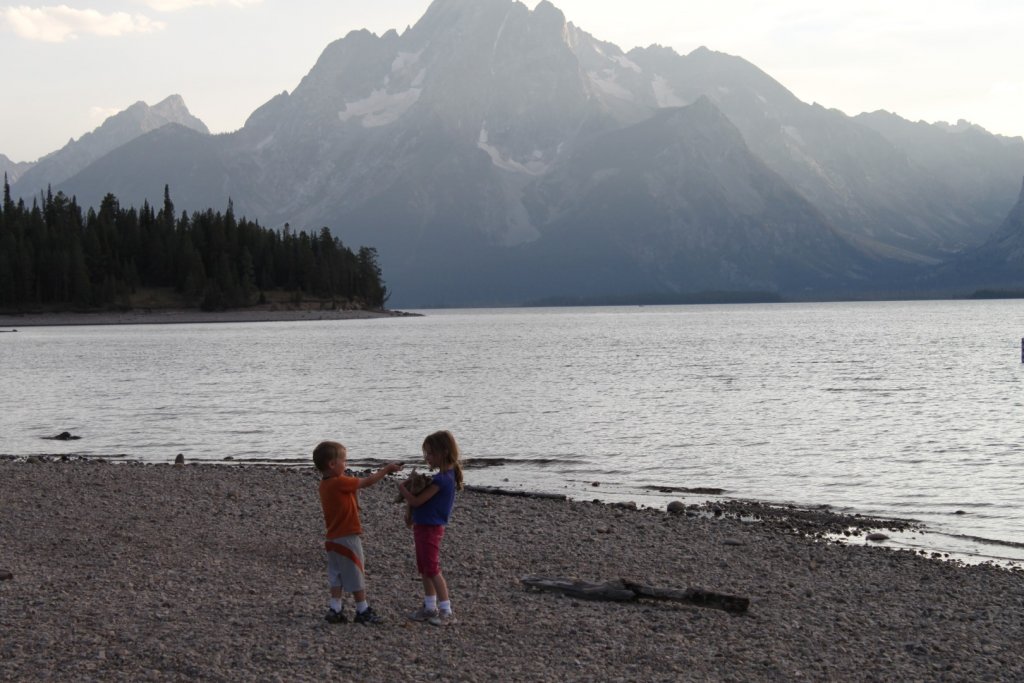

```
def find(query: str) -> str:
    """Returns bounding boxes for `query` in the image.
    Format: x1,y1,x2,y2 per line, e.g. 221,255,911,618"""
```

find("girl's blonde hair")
423,430,464,491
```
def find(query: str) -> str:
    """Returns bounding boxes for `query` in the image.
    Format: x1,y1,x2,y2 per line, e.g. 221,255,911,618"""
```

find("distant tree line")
0,178,389,311
524,290,785,307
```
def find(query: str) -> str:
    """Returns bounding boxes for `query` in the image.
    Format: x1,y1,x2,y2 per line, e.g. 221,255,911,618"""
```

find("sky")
1,0,1022,162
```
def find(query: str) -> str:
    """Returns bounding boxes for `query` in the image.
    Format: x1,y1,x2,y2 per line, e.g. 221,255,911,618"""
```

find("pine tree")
0,187,389,312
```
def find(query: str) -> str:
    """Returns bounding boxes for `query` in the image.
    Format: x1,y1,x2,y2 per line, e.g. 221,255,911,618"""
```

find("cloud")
89,105,122,123
140,0,261,11
2,5,165,42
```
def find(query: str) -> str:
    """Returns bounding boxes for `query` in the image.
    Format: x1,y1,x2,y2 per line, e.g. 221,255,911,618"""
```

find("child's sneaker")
324,608,347,624
353,606,384,625
428,611,455,627
408,606,439,622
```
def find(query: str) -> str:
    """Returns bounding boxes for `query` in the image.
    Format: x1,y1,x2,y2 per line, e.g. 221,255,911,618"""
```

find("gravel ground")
2,459,1023,682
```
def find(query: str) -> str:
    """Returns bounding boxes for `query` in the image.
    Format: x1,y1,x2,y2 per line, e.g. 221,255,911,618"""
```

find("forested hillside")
0,178,388,312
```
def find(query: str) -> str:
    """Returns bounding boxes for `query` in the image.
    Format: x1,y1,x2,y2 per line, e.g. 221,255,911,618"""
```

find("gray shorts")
325,535,365,593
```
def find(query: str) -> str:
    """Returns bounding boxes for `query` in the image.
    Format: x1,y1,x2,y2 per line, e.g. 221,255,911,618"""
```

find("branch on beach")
521,576,750,614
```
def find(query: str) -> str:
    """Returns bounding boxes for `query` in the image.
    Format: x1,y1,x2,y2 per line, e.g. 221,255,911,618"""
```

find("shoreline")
0,307,418,328
4,453,1020,569
2,459,1023,680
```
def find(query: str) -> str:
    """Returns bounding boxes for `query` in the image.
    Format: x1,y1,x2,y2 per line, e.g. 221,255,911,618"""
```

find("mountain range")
6,0,1024,307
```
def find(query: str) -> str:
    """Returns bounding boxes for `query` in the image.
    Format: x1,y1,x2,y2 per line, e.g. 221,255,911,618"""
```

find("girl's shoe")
429,611,455,626
408,606,439,622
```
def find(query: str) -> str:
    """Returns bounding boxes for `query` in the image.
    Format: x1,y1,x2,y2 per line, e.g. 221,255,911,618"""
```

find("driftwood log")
521,576,750,614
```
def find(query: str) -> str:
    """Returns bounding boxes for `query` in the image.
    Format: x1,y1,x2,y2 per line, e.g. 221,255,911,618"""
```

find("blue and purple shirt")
412,469,456,526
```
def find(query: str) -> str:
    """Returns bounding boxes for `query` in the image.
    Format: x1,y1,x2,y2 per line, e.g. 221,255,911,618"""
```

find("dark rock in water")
174,453,185,465
667,501,686,514
0,570,13,581
866,532,890,542
46,431,81,440
591,481,600,487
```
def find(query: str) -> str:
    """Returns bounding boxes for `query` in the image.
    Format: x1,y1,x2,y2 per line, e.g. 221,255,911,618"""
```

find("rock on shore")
1,460,1023,681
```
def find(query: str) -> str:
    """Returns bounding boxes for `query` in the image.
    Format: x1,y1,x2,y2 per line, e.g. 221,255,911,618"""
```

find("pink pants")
413,524,445,577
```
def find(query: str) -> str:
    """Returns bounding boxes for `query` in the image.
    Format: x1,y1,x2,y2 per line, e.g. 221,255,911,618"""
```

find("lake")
2,300,1023,564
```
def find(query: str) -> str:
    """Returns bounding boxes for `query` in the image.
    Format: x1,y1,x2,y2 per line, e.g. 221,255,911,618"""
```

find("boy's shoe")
428,611,455,627
324,608,347,624
408,606,439,622
353,606,384,625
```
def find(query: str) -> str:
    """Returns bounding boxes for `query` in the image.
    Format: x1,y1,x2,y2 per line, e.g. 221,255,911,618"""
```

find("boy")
313,440,401,625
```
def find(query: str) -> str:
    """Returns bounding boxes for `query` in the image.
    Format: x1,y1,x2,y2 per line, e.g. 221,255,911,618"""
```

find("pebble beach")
2,458,1023,681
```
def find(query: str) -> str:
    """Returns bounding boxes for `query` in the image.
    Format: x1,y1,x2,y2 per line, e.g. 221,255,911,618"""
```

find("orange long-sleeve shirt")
319,475,362,538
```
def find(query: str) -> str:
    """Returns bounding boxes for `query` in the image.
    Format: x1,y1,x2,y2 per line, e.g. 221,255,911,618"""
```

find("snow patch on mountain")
495,182,541,246
652,76,686,108
338,81,423,127
560,22,572,49
492,9,511,61
477,126,551,176
782,125,804,145
588,70,635,101
612,55,641,73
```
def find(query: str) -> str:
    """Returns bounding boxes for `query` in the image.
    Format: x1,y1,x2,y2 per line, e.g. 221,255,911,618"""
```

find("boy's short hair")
313,441,346,472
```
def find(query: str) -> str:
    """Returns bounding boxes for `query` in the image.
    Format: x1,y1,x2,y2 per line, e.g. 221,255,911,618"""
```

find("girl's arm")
400,482,439,508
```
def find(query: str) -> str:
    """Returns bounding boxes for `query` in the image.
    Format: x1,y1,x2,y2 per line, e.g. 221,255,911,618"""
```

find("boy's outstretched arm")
358,462,402,489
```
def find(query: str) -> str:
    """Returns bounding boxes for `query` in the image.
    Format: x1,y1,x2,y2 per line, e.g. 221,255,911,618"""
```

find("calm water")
3,301,1024,564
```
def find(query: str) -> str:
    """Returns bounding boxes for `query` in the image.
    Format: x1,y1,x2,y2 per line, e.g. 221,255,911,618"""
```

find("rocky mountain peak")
151,94,197,120
13,0,1024,306
12,95,209,193
0,153,33,182
532,0,567,27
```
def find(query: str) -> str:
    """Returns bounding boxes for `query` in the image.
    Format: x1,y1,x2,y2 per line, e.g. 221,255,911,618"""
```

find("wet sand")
2,458,1023,681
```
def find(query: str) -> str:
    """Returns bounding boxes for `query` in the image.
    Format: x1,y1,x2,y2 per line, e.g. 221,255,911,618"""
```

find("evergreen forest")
0,178,389,311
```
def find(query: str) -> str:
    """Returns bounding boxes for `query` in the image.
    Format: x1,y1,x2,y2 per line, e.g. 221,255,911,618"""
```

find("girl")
398,430,464,626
